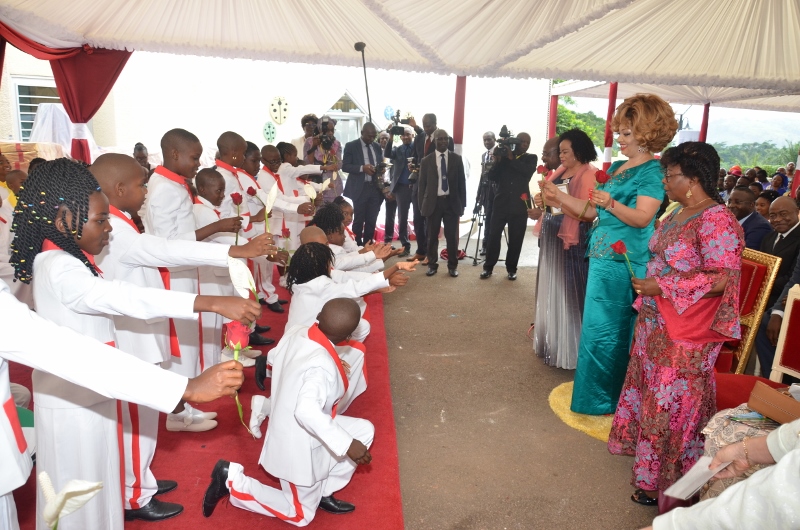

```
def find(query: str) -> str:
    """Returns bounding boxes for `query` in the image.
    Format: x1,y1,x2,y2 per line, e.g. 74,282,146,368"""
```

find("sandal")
631,488,658,506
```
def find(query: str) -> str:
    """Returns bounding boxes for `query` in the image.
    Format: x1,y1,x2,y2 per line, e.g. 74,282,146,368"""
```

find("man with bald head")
418,129,467,277
342,122,386,245
204,297,374,524
756,196,800,376
480,131,537,280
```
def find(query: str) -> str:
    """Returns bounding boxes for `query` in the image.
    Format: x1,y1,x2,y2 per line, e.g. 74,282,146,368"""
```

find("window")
13,78,61,141
326,91,367,147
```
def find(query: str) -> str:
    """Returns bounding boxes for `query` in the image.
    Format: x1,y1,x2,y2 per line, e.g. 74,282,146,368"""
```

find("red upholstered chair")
715,249,781,374
715,249,783,410
769,284,800,382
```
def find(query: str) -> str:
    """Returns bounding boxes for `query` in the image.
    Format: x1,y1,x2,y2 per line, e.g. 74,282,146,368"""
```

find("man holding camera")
480,132,537,281
304,115,343,203
478,131,497,256
418,129,466,277
383,126,416,257
343,122,386,245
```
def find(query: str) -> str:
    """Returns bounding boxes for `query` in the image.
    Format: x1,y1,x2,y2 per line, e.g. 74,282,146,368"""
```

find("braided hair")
11,158,103,283
310,202,345,235
286,242,333,294
659,142,723,204
276,142,296,163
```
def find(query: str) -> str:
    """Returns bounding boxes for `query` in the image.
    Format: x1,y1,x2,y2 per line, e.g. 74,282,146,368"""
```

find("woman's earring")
686,186,693,199
638,146,648,153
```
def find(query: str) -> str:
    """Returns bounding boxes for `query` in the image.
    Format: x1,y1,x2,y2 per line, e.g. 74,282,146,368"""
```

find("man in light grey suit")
342,123,385,245
418,129,466,277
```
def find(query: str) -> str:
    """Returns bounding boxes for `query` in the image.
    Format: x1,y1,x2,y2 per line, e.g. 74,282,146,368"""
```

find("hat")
729,168,742,177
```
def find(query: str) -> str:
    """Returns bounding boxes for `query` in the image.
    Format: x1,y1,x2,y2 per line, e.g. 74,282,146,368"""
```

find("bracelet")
609,199,616,210
742,437,753,467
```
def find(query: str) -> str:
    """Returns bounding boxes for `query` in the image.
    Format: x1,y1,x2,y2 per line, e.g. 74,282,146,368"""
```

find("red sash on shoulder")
307,323,348,418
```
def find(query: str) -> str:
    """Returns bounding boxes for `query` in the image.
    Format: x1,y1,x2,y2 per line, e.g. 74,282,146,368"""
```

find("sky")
571,97,800,148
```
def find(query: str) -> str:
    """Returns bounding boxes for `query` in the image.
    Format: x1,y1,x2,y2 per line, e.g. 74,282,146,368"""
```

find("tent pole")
699,103,710,142
603,82,618,171
548,94,558,138
452,75,466,154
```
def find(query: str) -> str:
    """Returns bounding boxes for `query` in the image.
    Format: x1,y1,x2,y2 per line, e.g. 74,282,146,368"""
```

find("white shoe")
166,412,218,432
249,395,271,439
221,350,255,367
184,403,217,421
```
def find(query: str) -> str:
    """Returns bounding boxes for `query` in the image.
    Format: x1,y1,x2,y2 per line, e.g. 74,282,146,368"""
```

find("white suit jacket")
329,243,382,272
144,166,198,275
0,280,187,496
256,168,309,236
283,270,388,335
259,324,353,487
96,210,230,362
193,197,238,297
31,250,197,409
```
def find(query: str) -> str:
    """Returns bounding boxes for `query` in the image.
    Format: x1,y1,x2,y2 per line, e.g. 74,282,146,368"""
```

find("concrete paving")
384,228,656,530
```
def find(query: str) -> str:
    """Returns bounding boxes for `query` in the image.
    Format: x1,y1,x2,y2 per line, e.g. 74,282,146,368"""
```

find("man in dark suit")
480,133,537,280
727,186,773,250
408,113,454,263
755,197,800,375
382,126,415,256
418,129,466,277
342,122,385,245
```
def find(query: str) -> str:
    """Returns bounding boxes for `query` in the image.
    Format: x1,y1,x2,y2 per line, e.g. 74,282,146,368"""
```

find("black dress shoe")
480,270,492,279
318,495,355,514
155,479,177,496
203,460,230,517
631,488,658,506
278,299,288,305
448,268,458,277
507,272,517,281
398,248,410,257
255,356,269,391
266,301,285,313
479,247,487,256
249,332,275,346
125,497,184,522
425,266,438,276
253,324,271,334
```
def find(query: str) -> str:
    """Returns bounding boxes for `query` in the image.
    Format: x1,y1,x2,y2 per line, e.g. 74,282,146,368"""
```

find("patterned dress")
608,204,743,491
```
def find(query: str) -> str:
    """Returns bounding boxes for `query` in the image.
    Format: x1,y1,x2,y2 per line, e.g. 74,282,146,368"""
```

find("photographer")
303,114,342,203
480,131,537,280
477,131,497,256
383,125,416,256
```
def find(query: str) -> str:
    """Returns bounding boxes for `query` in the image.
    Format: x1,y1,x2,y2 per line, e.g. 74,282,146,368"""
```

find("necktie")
425,137,431,155
774,233,784,251
440,154,448,192
366,143,375,182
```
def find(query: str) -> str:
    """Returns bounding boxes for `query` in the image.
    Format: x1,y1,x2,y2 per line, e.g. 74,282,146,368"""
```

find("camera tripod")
462,188,507,266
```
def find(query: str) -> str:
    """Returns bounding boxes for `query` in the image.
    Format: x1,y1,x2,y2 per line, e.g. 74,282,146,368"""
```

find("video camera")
494,125,520,158
389,110,412,135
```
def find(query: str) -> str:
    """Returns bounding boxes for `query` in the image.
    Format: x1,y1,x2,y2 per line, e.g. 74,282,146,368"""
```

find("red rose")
224,321,251,351
231,192,243,205
537,164,547,175
520,193,530,201
595,170,611,184
610,240,627,255
281,227,291,239
246,187,257,196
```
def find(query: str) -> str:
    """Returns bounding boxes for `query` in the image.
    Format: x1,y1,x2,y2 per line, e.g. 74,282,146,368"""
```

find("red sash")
337,339,368,385
307,323,348,418
41,239,103,276
0,216,6,224
193,196,221,218
263,168,284,194
154,166,193,200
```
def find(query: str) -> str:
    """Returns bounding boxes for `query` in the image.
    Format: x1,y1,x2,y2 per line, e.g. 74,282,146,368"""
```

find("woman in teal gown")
541,94,679,415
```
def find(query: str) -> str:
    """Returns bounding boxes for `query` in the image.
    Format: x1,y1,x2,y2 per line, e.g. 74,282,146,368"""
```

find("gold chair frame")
771,284,800,381
733,248,781,374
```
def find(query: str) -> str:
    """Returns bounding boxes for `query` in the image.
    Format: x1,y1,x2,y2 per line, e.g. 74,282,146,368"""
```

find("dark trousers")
482,196,494,249
352,185,384,246
384,183,412,250
484,205,528,273
411,182,427,255
756,312,776,376
426,196,460,270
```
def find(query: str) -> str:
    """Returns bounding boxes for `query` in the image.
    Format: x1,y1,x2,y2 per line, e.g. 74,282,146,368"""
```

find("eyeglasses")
663,171,684,181
768,211,797,221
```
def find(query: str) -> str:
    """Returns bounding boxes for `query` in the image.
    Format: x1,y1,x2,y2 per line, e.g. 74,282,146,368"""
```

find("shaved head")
217,131,246,156
195,167,224,190
91,153,142,191
160,128,200,154
261,145,279,158
317,298,361,342
300,226,328,245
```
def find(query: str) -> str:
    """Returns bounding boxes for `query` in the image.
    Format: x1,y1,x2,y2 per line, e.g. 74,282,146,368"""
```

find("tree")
556,104,615,155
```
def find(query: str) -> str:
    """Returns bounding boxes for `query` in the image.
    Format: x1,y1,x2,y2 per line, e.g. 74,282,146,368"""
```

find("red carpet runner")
12,289,404,529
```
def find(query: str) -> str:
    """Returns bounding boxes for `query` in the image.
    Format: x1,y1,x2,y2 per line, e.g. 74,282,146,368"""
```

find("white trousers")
352,319,370,343
227,416,373,527
35,400,123,530
0,493,20,530
162,269,201,377
253,256,278,304
119,401,159,509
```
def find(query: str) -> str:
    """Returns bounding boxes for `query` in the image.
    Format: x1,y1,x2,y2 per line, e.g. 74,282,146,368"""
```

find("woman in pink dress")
608,142,744,509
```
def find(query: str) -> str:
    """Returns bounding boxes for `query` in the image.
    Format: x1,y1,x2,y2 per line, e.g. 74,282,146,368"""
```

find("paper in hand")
664,456,731,500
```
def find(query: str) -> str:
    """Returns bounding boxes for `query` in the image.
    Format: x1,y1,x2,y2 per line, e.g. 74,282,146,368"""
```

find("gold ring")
636,289,642,294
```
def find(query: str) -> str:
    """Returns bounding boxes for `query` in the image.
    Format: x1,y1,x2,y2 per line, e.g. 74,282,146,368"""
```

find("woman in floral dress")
608,142,744,508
